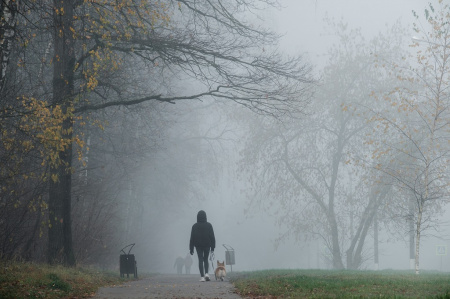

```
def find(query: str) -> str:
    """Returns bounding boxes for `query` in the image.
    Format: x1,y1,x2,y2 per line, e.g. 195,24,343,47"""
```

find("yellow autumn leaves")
3,0,173,185
77,1,170,90
1,97,85,183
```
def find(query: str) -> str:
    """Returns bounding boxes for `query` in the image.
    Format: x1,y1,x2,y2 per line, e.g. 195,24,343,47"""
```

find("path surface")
93,274,243,299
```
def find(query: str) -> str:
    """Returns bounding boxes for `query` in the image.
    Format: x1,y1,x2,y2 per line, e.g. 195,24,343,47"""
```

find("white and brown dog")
214,260,226,281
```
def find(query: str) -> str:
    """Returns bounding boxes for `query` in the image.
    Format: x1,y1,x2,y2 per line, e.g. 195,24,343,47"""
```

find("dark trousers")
196,247,210,277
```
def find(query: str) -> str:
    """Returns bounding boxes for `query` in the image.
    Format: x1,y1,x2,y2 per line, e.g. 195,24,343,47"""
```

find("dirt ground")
92,274,243,299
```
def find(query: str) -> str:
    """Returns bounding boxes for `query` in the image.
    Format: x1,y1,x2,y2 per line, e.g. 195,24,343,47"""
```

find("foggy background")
4,0,450,276
113,0,450,274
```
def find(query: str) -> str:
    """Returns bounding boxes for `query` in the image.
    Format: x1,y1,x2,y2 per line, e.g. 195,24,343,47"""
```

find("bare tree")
239,20,404,269
1,0,313,265
369,1,450,274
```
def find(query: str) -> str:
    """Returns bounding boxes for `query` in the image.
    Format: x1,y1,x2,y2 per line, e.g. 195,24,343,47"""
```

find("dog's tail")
219,269,226,281
215,268,226,281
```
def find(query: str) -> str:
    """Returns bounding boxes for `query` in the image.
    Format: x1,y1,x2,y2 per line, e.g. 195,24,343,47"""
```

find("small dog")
214,260,226,281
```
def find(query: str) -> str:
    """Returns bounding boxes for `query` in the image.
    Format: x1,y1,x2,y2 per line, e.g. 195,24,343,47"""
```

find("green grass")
3,262,449,298
230,269,450,298
0,260,136,299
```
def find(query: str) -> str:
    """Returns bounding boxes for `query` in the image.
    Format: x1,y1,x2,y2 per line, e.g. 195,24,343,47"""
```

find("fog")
122,1,450,275
273,0,426,60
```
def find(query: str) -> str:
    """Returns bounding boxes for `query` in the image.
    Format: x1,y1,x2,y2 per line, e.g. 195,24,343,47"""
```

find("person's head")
197,210,207,222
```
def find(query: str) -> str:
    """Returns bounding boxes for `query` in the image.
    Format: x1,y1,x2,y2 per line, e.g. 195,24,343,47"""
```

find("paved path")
93,274,243,299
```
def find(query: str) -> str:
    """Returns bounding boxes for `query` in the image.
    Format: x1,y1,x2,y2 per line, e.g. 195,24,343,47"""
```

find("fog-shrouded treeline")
239,2,450,274
0,0,312,267
1,0,450,275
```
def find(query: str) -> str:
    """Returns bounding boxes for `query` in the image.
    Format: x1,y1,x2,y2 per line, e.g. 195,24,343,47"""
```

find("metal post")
223,244,235,272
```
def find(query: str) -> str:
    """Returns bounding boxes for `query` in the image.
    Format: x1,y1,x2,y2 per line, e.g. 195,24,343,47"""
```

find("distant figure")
174,256,184,275
184,254,193,274
189,210,216,282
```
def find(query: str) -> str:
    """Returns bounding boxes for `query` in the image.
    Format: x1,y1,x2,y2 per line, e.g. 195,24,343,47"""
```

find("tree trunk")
0,0,18,93
414,207,422,275
345,186,388,270
48,0,75,266
346,205,374,269
373,212,379,270
409,196,415,270
23,207,42,261
48,128,75,266
329,215,344,269
329,140,344,269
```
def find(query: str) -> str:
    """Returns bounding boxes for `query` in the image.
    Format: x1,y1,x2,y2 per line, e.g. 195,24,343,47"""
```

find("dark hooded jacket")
189,210,216,252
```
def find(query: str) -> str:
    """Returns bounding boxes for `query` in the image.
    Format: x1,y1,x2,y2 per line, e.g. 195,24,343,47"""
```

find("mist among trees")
1,0,450,275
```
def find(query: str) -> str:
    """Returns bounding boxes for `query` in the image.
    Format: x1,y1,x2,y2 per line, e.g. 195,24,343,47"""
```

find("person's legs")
203,248,211,281
204,248,210,274
196,247,205,277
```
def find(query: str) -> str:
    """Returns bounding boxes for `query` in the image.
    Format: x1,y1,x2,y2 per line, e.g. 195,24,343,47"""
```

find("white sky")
271,0,428,63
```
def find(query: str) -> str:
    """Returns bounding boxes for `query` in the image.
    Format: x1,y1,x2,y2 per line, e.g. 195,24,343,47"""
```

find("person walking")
189,210,215,282
174,256,184,275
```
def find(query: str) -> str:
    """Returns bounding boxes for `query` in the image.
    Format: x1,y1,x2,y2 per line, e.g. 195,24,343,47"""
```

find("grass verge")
0,260,135,299
230,269,450,298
